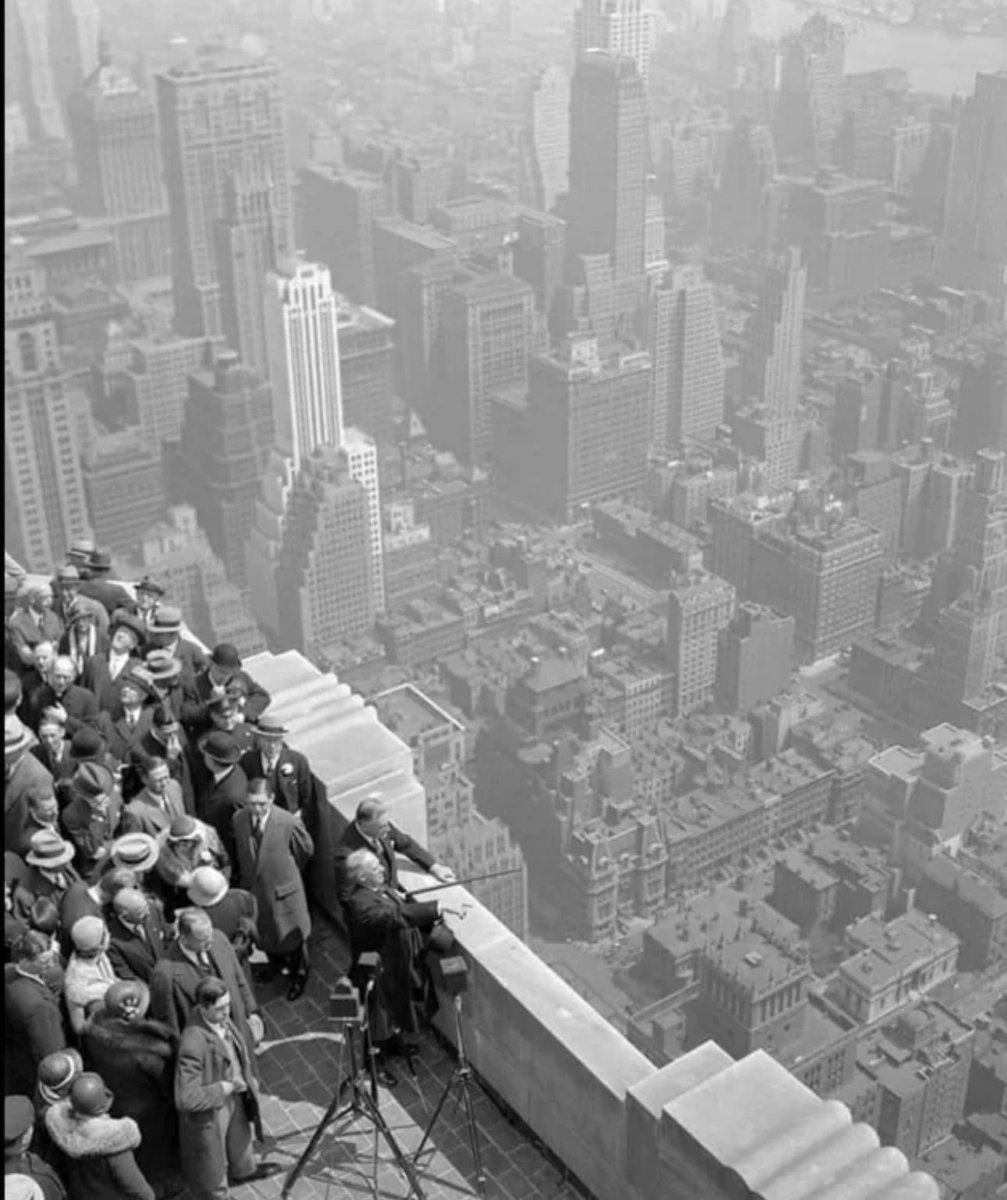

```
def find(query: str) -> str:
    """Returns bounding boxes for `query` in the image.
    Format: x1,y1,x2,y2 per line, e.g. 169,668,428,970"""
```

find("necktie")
198,952,211,970
253,819,264,853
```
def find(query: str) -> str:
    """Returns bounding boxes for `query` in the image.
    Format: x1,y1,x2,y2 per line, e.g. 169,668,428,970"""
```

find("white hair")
345,848,383,887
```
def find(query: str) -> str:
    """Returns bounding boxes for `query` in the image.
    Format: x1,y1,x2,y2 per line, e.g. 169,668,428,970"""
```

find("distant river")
750,0,1007,95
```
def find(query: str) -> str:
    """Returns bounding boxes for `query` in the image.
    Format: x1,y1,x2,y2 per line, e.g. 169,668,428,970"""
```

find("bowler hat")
25,829,75,869
70,916,107,953
210,643,242,671
5,715,33,757
152,706,180,735
148,606,182,634
187,866,229,908
109,609,145,641
69,726,107,762
69,1074,114,1118
144,649,182,682
199,730,240,765
72,762,115,800
4,1095,34,1145
135,575,166,598
88,550,112,573
110,833,160,873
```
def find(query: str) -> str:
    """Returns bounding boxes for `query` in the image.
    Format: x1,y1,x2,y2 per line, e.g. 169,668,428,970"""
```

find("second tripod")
413,959,487,1198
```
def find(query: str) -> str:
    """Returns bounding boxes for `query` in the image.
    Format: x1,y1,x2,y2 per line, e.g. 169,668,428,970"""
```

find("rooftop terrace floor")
221,921,575,1200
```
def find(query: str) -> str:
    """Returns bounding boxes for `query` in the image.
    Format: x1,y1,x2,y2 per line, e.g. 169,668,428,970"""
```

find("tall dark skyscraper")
298,163,388,307
214,169,280,380
955,347,1007,457
66,43,170,283
773,14,845,168
942,71,1007,295
566,50,648,315
712,118,780,252
743,247,807,421
156,46,293,338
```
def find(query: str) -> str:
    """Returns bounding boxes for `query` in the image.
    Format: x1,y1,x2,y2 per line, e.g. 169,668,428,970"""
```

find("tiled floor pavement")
214,922,580,1200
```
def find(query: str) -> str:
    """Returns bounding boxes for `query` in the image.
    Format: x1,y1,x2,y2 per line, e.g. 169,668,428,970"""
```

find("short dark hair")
13,929,52,965
177,908,212,940
29,896,60,937
356,796,385,824
195,976,229,1007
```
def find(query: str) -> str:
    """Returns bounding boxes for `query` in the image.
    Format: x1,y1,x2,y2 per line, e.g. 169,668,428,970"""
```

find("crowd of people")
4,542,460,1200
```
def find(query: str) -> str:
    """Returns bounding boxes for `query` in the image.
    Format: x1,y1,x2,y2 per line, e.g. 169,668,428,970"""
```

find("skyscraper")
743,247,807,420
337,300,396,445
215,169,279,380
66,44,170,283
156,46,292,337
5,258,91,571
667,571,737,715
942,72,1007,295
517,65,570,214
180,352,275,589
439,272,535,466
566,50,648,314
298,164,388,307
833,369,882,465
649,265,726,451
773,14,845,168
573,0,656,85
716,0,751,89
7,0,65,141
48,0,101,109
955,347,1007,457
263,256,385,612
264,257,345,468
712,119,780,252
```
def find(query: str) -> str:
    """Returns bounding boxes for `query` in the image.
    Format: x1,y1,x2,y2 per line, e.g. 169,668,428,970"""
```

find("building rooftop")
842,910,960,992
375,682,462,743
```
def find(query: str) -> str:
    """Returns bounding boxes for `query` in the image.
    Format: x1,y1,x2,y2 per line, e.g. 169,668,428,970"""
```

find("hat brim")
197,737,241,765
110,615,145,640
5,732,33,757
110,836,160,873
187,881,229,907
26,845,76,869
69,738,109,763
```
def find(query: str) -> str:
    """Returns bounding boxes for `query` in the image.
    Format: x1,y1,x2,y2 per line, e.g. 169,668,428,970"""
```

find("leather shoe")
286,973,308,1001
375,1066,398,1089
232,1162,282,1183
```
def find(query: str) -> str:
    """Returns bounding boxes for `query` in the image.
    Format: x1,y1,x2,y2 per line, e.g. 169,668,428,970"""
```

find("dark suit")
120,784,186,838
150,930,258,1051
344,883,439,1043
25,683,100,736
335,820,435,901
240,745,312,814
197,765,248,864
60,794,123,879
30,738,75,789
4,963,68,1095
99,705,155,764
126,727,195,815
57,625,109,673
105,909,168,984
6,607,64,668
79,576,133,616
81,652,138,712
181,669,271,732
232,807,313,958
5,749,55,853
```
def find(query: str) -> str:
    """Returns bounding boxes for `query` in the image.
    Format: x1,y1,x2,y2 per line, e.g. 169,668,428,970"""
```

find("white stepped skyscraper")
573,0,657,85
262,255,384,612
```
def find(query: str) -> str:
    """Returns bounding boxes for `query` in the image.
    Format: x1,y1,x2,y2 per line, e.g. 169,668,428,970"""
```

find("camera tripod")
412,993,487,1197
282,989,425,1200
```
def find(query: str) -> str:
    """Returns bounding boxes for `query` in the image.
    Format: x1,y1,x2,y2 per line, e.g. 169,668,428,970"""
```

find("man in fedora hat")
50,566,107,636
81,610,146,712
240,714,312,817
129,576,165,628
60,764,122,880
66,727,118,780
183,644,270,736
195,732,247,864
21,831,81,908
98,668,156,762
108,833,160,878
233,779,314,1000
142,650,192,728
5,716,55,853
57,601,108,679
191,693,254,756
25,656,99,738
144,607,205,693
128,706,194,814
78,549,132,617
155,817,229,918
186,867,257,971
6,588,63,675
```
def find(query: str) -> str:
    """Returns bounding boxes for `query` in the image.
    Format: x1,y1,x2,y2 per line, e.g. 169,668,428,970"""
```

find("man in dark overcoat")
175,976,279,1198
239,715,312,816
232,780,313,1000
335,793,455,902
